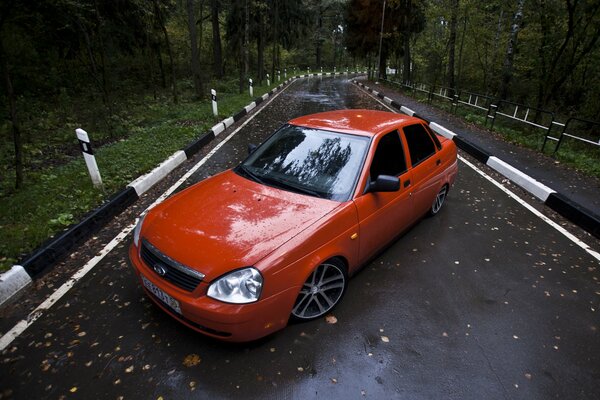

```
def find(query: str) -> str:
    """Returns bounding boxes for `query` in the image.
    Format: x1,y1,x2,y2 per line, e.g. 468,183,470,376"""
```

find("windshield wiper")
267,177,325,199
236,165,265,184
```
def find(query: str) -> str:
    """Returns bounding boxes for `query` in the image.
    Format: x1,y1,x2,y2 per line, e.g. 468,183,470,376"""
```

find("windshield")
236,124,370,201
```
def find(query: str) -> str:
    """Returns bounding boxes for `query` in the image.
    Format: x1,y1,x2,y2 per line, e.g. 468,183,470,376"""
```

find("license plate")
142,276,182,315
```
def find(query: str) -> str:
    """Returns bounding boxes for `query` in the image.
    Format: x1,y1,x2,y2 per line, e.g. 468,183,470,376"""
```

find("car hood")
142,170,340,281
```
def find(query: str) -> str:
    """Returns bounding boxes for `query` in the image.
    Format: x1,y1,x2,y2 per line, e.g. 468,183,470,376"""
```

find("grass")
0,79,282,272
378,79,600,179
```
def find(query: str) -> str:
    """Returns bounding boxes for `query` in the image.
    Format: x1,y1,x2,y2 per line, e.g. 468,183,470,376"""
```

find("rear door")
353,130,414,264
401,123,445,216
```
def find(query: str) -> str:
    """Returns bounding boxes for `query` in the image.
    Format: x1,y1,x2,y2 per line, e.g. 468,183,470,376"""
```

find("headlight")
133,214,146,248
207,267,263,304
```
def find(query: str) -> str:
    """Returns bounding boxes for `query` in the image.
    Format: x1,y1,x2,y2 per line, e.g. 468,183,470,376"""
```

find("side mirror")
248,143,258,154
367,175,400,193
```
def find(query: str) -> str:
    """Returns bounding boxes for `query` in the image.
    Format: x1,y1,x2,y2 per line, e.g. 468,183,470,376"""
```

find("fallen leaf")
70,387,78,393
325,315,337,324
297,367,304,372
381,336,389,343
183,354,201,367
125,366,134,373
331,378,338,384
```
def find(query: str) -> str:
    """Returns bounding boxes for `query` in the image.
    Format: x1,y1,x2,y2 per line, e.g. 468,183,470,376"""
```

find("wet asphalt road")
1,77,599,400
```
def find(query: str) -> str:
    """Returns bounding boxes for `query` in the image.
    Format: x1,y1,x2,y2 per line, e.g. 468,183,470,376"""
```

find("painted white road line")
458,155,600,262
0,84,292,352
369,88,600,263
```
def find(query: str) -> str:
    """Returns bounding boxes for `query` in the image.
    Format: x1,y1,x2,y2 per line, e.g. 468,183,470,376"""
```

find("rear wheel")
291,259,347,321
430,185,448,215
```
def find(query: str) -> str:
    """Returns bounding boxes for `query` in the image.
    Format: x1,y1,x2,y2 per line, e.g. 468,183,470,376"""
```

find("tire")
430,185,448,216
291,259,348,321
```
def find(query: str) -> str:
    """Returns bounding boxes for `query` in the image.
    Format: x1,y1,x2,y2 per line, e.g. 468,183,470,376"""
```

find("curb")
352,80,600,239
0,72,367,307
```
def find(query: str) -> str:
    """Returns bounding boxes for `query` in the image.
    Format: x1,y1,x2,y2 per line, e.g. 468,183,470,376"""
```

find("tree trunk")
1,43,24,190
154,0,178,103
154,42,167,88
211,0,223,78
271,0,279,78
456,7,467,89
402,0,412,84
257,8,265,82
447,0,459,94
187,0,203,98
316,6,322,68
244,0,250,80
499,0,524,100
403,33,411,84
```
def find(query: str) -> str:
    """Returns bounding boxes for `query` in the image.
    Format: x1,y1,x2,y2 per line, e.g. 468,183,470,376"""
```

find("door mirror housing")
367,175,400,193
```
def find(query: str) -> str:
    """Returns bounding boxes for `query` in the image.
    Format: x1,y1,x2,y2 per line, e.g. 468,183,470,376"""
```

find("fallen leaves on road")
325,315,338,324
183,354,201,367
381,336,389,343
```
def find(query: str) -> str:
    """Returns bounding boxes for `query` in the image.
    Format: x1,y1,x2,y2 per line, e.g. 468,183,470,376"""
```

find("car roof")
288,109,421,137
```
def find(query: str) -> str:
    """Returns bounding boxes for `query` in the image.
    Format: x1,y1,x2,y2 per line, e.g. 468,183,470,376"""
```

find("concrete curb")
0,72,368,307
352,80,600,239
0,266,32,306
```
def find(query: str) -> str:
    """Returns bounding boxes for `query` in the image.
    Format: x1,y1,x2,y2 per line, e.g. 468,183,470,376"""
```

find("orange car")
129,109,458,342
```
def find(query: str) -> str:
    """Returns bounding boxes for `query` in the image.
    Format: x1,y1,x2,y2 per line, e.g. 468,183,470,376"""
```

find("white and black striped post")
249,78,253,97
277,70,280,82
334,66,336,74
211,89,218,117
266,73,270,86
76,128,103,189
284,68,287,79
320,66,323,74
307,67,310,75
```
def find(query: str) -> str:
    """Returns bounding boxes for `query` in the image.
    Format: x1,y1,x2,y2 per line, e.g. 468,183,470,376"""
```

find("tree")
499,0,524,99
447,0,459,92
0,5,23,190
211,0,223,78
186,0,203,98
153,0,178,103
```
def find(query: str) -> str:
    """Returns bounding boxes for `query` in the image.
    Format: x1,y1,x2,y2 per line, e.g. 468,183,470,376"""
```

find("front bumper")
129,244,298,342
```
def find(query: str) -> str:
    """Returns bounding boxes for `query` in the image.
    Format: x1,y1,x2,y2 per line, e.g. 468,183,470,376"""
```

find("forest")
1,0,599,269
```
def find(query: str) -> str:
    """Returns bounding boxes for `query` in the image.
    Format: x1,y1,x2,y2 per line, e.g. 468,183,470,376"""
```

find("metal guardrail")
485,100,555,134
380,78,599,155
545,117,600,153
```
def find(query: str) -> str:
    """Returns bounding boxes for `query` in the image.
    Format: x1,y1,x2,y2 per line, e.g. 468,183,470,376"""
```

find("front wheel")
430,185,448,216
291,259,348,321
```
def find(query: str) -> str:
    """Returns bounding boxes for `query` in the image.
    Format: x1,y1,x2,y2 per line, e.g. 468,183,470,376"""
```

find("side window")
403,124,436,166
423,124,442,150
369,131,407,180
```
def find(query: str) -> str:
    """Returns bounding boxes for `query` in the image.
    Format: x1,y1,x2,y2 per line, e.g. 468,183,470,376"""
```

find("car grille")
140,239,204,292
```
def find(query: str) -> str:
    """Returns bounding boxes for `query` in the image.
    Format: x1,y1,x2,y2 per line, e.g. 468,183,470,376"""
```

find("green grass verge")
0,80,282,272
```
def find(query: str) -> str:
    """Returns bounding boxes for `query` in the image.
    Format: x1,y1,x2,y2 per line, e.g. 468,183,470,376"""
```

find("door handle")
436,159,441,166
404,179,411,188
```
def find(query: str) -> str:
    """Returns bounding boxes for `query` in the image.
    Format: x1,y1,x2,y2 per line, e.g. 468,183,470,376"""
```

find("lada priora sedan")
129,109,458,342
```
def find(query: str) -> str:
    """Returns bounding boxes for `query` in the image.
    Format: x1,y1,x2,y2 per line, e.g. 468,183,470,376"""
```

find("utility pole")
376,0,386,81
